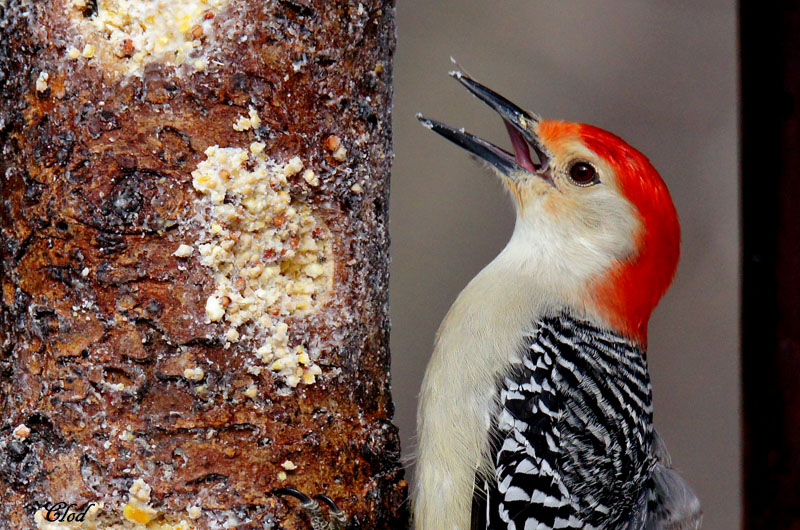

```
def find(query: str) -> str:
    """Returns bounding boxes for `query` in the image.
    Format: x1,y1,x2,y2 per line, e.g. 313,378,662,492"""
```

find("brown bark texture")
0,1,406,529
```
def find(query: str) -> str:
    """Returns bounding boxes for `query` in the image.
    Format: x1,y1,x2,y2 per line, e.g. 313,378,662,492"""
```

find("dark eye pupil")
570,162,596,183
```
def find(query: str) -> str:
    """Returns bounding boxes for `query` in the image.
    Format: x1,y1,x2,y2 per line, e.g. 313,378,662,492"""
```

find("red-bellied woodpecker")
414,71,702,530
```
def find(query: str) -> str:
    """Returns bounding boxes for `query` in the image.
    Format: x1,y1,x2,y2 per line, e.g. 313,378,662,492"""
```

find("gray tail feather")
624,431,703,530
643,464,703,529
640,431,702,529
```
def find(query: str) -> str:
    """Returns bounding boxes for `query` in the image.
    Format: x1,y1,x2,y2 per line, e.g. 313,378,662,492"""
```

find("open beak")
417,71,549,180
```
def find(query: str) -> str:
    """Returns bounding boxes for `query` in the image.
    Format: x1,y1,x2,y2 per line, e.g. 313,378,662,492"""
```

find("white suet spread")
65,0,230,75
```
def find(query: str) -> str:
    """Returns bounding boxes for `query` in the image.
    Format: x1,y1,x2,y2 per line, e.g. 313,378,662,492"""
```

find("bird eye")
568,161,598,186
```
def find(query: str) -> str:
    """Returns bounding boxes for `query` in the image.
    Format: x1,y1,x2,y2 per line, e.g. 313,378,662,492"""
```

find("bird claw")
275,487,349,530
314,494,348,530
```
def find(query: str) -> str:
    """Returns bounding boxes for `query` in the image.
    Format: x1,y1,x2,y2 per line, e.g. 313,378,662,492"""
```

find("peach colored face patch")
535,120,582,157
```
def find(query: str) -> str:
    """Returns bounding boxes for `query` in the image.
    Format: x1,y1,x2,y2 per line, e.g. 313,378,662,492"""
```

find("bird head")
418,72,680,345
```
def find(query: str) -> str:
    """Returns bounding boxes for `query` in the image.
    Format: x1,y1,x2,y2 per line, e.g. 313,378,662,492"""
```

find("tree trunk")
0,1,406,529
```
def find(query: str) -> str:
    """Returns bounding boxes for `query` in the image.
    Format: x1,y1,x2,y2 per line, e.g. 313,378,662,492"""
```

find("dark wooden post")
741,1,800,528
0,1,407,528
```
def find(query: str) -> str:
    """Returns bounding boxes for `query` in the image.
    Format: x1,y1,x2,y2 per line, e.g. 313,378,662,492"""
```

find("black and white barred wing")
480,334,581,530
475,315,667,530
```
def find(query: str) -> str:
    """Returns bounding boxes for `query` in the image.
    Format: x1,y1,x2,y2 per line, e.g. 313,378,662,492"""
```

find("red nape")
577,123,681,346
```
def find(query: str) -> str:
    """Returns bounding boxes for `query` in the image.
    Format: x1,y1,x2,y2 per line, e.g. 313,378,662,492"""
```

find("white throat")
414,237,560,530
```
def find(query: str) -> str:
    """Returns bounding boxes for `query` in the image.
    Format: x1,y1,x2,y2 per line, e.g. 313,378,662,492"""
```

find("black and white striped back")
474,312,658,529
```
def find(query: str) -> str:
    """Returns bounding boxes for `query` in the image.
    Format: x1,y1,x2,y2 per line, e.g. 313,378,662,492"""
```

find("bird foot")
275,487,349,530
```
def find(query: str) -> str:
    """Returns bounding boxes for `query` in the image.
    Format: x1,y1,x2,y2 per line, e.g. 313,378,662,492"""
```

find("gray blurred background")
389,1,739,529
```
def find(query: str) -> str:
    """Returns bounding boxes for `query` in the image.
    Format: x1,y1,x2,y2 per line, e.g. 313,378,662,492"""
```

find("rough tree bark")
0,1,406,529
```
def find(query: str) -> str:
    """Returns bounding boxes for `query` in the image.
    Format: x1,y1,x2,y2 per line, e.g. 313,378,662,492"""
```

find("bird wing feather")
472,315,702,530
476,315,660,529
